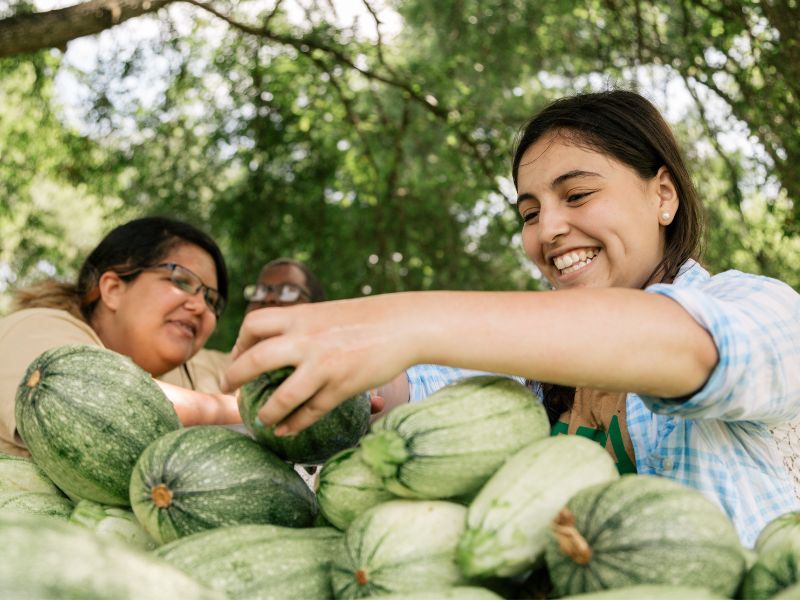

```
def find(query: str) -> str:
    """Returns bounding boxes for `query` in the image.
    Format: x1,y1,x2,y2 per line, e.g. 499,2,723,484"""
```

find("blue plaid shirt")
405,260,800,547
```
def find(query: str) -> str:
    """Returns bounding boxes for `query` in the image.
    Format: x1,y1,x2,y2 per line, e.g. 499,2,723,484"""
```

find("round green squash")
155,524,342,599
15,344,181,505
0,490,73,520
360,375,549,500
239,366,371,464
70,499,156,551
741,537,800,599
545,475,747,598
316,447,395,530
0,513,223,599
129,425,318,544
755,511,800,555
0,452,64,495
331,499,469,598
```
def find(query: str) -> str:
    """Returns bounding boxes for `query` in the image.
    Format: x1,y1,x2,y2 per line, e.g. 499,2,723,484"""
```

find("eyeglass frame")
243,282,311,304
118,262,226,318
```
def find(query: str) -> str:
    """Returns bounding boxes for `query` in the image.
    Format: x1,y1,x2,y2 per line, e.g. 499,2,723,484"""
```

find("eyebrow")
515,170,602,205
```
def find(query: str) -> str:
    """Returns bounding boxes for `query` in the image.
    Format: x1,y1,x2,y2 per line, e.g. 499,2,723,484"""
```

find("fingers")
222,330,300,393
254,362,326,429
229,307,288,361
267,384,350,436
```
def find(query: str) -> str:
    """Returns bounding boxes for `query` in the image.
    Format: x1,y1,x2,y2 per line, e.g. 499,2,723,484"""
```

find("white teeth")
553,249,599,273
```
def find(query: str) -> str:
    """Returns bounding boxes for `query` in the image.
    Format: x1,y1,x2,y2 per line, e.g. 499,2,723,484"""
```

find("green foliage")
1,0,797,348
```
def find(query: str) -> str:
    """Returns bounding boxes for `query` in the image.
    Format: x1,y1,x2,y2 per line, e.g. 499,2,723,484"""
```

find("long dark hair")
15,216,228,321
512,90,705,423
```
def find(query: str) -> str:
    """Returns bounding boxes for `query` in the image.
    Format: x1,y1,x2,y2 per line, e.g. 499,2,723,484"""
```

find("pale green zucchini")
70,499,156,550
331,500,469,597
155,524,342,599
0,513,223,599
458,435,619,578
365,587,503,599
741,537,800,599
316,447,395,530
558,584,728,599
0,452,64,494
361,375,548,499
755,511,800,555
0,490,73,520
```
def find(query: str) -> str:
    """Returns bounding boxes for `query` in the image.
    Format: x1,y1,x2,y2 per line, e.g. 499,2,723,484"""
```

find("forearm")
391,289,718,398
156,380,242,426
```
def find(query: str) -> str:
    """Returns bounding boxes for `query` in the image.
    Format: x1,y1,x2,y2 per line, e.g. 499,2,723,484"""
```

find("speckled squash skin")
545,475,747,598
155,524,342,600
15,345,181,506
360,375,549,500
129,426,318,544
239,367,371,464
0,513,223,599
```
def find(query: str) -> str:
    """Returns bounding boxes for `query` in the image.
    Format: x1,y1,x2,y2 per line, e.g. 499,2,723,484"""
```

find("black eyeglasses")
123,263,225,318
243,282,310,304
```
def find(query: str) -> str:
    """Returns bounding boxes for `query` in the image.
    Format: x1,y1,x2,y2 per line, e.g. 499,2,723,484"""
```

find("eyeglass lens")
164,264,224,317
244,283,306,303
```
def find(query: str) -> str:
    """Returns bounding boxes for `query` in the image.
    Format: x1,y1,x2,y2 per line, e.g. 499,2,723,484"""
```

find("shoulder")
0,308,101,344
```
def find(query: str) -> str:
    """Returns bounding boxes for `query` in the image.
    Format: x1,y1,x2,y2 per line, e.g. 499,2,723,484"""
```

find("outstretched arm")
222,288,717,434
155,380,241,427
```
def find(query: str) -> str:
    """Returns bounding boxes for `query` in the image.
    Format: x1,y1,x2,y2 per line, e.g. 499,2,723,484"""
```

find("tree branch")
0,0,173,58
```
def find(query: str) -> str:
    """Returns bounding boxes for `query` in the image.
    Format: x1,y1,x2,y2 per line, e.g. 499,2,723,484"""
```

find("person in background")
244,258,326,312
223,90,800,547
0,216,240,457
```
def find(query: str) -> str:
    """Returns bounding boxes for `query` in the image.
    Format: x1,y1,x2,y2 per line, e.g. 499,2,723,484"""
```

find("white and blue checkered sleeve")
641,271,800,423
405,364,525,403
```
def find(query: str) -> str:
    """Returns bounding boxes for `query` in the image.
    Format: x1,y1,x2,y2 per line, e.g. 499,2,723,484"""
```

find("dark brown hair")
513,90,705,423
14,216,228,321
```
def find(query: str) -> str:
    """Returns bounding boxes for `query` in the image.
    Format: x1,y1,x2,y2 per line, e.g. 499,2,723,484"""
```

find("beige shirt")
554,387,637,474
0,308,231,457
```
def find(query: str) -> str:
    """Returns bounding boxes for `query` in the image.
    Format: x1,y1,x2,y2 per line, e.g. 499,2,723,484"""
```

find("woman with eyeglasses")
224,90,800,547
0,216,240,457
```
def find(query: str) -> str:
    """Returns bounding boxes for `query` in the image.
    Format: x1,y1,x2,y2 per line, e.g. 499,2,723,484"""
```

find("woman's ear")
97,271,126,312
655,166,679,225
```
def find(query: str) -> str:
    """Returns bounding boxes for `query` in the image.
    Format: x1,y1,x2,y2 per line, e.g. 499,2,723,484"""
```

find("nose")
537,203,570,244
184,289,208,314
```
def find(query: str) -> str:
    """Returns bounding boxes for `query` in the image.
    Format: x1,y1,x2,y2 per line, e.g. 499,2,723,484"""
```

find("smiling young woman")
223,90,800,547
0,216,240,457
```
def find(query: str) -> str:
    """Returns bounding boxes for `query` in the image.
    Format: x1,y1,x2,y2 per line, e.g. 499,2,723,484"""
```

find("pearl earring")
661,212,670,221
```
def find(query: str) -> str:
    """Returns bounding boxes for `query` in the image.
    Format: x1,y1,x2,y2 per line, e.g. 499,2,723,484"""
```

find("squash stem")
360,430,409,478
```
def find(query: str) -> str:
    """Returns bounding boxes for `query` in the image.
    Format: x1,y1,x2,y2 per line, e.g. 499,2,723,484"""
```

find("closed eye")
567,191,593,203
520,210,539,224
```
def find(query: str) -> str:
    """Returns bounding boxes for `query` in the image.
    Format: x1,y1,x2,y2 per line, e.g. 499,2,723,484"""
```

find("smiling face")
516,133,678,290
98,243,218,376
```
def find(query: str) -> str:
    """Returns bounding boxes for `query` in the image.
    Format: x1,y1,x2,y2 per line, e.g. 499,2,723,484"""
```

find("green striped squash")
458,435,619,578
360,375,548,499
331,499,469,598
155,524,343,599
239,367,371,464
0,513,223,599
70,499,156,550
755,511,800,555
741,538,800,599
545,475,746,597
316,447,395,530
129,426,317,544
0,490,73,520
15,345,180,505
0,452,63,495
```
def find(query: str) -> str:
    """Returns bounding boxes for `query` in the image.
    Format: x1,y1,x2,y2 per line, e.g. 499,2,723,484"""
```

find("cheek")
197,315,216,345
521,227,546,268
